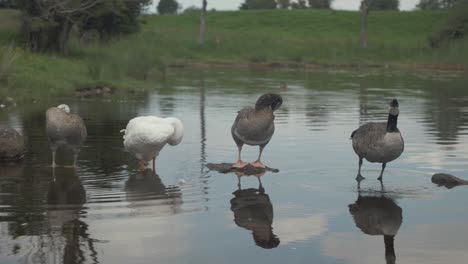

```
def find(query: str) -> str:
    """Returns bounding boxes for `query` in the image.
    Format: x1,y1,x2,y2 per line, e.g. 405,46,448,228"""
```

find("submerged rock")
0,97,17,110
75,85,115,98
0,126,25,161
432,173,468,189
207,163,279,175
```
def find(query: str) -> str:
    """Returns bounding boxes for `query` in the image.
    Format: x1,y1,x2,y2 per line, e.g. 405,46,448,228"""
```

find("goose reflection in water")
348,185,402,264
125,168,183,216
230,173,280,249
47,169,98,264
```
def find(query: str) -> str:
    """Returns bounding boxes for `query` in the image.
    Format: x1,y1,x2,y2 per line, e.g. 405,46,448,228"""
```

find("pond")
1,68,468,264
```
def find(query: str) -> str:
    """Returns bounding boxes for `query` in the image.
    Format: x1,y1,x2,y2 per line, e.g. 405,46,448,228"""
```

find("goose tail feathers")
166,117,184,146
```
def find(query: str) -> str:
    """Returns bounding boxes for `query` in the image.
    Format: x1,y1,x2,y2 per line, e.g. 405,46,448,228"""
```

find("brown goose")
230,176,280,249
231,93,282,169
46,104,87,168
351,99,404,181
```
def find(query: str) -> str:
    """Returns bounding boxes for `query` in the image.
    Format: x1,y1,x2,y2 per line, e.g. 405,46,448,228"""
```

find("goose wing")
351,122,386,157
123,116,175,146
46,108,87,145
232,107,274,145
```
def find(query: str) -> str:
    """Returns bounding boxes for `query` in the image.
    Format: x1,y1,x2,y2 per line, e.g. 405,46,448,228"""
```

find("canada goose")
121,116,183,173
231,93,282,169
349,189,402,264
351,99,404,181
46,104,87,168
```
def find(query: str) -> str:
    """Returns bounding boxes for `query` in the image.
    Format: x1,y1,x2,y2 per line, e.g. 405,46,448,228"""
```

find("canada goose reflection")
230,174,280,249
348,186,402,264
47,169,98,264
125,169,182,216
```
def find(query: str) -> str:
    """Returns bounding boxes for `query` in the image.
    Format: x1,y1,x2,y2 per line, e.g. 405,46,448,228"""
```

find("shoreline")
168,60,468,74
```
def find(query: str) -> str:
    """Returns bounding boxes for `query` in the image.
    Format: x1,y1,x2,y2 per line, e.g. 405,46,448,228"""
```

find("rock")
207,163,279,175
432,173,468,189
0,126,25,161
75,85,115,98
0,97,16,109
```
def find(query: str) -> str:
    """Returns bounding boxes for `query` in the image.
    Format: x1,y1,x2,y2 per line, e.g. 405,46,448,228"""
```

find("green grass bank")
0,8,467,99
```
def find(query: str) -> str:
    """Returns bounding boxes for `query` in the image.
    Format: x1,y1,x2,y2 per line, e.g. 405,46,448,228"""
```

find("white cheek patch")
389,107,399,116
384,133,402,145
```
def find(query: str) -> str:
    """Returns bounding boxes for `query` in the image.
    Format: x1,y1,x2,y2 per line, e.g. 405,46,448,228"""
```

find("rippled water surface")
1,68,468,264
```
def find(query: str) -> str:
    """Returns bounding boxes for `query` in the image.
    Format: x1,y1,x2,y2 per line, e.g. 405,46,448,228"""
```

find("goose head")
388,99,399,116
255,93,283,112
387,99,400,132
57,104,71,113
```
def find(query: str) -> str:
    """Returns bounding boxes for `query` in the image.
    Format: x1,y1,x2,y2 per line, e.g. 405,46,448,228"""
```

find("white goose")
121,116,183,173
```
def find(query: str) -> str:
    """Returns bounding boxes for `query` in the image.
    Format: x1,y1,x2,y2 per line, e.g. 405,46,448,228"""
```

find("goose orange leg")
232,144,249,169
250,145,266,169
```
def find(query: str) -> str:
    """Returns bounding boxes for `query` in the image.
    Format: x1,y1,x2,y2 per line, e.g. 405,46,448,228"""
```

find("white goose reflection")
230,174,280,249
348,185,402,264
125,169,183,217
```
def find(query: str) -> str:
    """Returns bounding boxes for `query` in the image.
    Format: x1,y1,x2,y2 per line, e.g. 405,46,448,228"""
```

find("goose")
121,116,183,173
230,176,280,249
349,190,402,264
0,125,25,161
46,104,87,168
351,99,404,181
231,93,282,169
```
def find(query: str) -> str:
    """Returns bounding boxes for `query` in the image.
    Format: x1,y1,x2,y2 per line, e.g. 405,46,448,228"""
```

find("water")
1,68,468,264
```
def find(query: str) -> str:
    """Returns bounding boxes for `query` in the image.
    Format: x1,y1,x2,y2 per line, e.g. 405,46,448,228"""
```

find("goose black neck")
255,104,270,111
384,235,396,264
387,114,398,132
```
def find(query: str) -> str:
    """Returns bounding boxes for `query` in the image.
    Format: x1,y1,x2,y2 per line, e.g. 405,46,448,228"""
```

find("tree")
291,0,307,8
0,0,19,8
184,5,200,13
430,0,468,47
417,0,443,9
360,0,370,47
239,0,277,10
18,0,150,54
277,0,291,9
198,0,207,46
157,0,179,14
82,0,151,39
19,0,103,54
308,0,333,9
369,0,399,10
417,0,459,9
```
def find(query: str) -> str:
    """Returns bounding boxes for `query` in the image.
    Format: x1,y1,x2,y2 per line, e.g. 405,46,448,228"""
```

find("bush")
240,0,277,10
249,54,267,62
157,0,179,14
308,0,332,9
86,59,103,81
430,0,468,47
0,43,18,83
369,0,399,10
0,0,19,8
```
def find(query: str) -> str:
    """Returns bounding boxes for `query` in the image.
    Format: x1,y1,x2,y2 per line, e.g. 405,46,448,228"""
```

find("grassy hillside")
0,8,467,99
143,9,456,64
